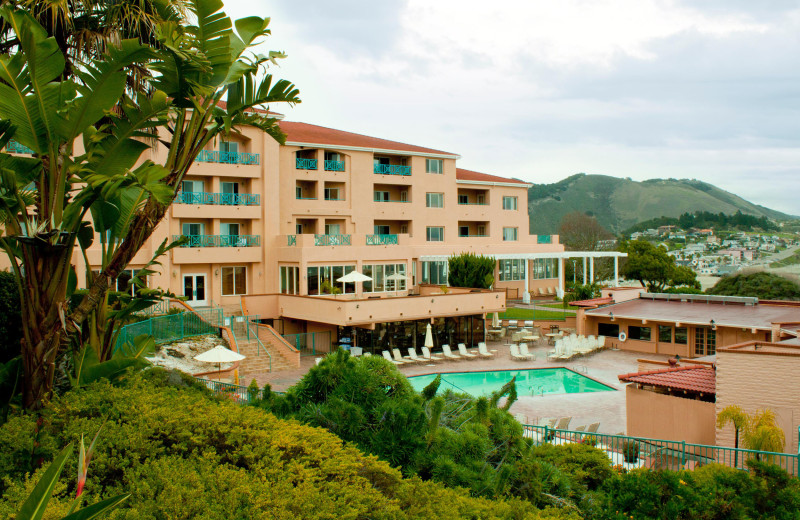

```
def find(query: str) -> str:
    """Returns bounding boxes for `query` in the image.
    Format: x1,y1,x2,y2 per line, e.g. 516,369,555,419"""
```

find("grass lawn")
497,307,569,321
533,301,579,310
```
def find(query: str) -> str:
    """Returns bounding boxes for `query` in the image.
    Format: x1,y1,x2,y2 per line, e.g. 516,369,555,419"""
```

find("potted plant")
622,440,640,463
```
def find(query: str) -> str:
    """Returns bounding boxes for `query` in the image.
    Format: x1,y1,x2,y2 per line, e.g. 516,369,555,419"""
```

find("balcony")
374,164,410,176
459,234,489,238
296,158,317,170
196,150,259,165
173,234,261,247
175,192,260,206
458,201,489,206
314,234,351,246
366,234,398,246
537,235,552,244
5,140,34,154
324,160,345,172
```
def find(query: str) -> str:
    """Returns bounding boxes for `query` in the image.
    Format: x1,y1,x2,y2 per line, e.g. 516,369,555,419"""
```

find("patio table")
522,335,539,343
545,332,563,346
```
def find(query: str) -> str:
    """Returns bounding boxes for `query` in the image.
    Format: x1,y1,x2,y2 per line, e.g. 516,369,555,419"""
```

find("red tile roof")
456,168,530,185
618,365,716,395
278,121,457,156
569,297,614,308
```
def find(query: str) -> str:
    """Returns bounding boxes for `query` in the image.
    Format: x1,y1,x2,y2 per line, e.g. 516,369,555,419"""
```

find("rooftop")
618,365,716,395
719,341,800,357
455,168,531,186
279,121,458,157
569,297,614,308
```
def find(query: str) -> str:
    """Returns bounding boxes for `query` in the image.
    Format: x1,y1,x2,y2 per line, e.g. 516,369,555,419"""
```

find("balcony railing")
196,150,259,165
537,235,552,244
287,235,297,246
374,199,411,203
458,201,489,206
324,160,345,171
459,234,489,238
314,234,351,246
366,234,398,245
5,140,34,154
176,192,260,206
296,158,317,170
374,164,410,175
173,234,261,247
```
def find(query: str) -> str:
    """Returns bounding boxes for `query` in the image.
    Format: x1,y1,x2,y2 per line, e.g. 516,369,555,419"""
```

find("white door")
183,274,208,306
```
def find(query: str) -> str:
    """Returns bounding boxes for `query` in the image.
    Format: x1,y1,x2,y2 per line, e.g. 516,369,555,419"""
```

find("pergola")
419,251,628,300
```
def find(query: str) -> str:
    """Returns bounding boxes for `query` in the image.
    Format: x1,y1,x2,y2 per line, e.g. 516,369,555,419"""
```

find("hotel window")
182,222,204,236
181,180,203,193
374,191,390,202
94,269,146,296
324,188,340,200
325,151,341,162
532,258,559,279
458,194,469,204
221,266,246,296
220,140,239,154
426,192,444,208
221,181,239,195
598,323,619,337
295,224,303,234
695,327,716,356
426,226,444,242
374,225,390,235
502,196,518,210
628,326,651,341
295,186,302,199
426,158,443,174
675,327,688,344
421,261,448,285
280,266,299,295
499,259,526,281
362,263,407,292
658,325,672,343
324,223,341,235
306,265,356,295
459,226,470,237
503,227,518,241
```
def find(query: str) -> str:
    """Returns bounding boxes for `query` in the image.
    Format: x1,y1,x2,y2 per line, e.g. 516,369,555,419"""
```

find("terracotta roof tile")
456,168,530,185
278,121,457,155
618,365,716,395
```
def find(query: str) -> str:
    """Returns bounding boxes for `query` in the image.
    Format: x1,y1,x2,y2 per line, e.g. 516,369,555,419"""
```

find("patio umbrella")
385,272,408,295
424,323,434,349
335,270,372,299
194,345,245,378
492,312,500,328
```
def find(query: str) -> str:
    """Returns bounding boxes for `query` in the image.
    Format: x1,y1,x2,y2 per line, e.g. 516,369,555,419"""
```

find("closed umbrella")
194,345,245,378
492,312,500,328
385,272,408,295
424,323,434,349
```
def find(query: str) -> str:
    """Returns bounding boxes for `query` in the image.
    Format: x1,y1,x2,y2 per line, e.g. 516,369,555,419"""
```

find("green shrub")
622,440,640,463
707,272,800,301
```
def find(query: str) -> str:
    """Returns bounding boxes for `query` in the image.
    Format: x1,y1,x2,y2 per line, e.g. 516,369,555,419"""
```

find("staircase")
222,310,297,382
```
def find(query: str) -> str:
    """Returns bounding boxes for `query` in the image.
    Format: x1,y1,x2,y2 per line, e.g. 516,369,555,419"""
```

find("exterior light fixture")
609,312,614,321
710,319,717,330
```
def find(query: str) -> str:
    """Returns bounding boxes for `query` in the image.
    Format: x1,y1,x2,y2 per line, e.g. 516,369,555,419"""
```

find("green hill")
528,174,796,234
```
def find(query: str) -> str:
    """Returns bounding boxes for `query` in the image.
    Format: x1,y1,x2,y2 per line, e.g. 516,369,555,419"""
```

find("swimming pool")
408,368,615,397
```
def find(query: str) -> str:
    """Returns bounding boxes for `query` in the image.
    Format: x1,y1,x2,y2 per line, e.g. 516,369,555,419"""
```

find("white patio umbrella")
336,270,372,283
492,312,500,328
385,272,408,295
424,323,434,349
194,345,245,378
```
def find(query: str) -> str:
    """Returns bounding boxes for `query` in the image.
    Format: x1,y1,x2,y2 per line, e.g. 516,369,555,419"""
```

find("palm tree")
717,405,786,466
717,405,749,467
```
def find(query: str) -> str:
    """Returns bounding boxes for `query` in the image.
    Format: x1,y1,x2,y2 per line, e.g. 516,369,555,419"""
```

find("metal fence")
114,308,223,353
282,331,332,357
196,378,254,404
522,425,800,476
499,303,571,322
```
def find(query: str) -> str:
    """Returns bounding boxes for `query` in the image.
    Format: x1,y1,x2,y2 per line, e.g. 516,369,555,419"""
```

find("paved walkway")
253,339,670,435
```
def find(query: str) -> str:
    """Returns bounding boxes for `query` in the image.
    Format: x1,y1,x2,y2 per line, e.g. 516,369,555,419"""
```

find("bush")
707,272,800,300
622,440,640,463
0,368,575,519
0,271,22,363
447,252,495,289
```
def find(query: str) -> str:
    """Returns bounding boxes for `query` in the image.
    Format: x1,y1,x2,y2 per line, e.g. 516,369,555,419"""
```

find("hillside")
528,174,796,234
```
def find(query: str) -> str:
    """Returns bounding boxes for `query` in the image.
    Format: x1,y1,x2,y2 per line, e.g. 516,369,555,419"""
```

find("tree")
717,404,749,467
620,240,699,292
0,272,21,364
718,406,786,465
707,272,800,301
448,253,495,289
558,212,613,251
0,2,299,409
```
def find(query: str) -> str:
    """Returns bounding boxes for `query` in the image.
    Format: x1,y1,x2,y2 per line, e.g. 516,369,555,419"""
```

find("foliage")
717,405,749,450
557,212,613,251
319,280,341,295
745,409,786,454
623,210,779,236
707,272,800,301
621,240,700,292
0,271,21,364
622,440,640,463
498,307,572,321
0,369,573,520
448,252,496,289
562,282,601,307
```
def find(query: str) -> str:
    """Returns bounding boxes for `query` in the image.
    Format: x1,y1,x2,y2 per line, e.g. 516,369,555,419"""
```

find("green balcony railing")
458,201,489,206
459,234,489,238
374,164,411,175
5,140,34,154
296,158,318,170
173,234,261,247
324,160,345,171
315,234,351,246
287,235,297,246
366,234,398,245
176,192,260,205
537,235,553,244
196,150,259,165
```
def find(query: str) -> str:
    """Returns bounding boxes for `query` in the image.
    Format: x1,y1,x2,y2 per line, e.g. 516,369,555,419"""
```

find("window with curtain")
221,266,246,295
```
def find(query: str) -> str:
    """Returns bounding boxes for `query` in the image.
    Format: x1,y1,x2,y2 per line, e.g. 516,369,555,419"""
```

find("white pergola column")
614,256,619,287
589,257,595,283
522,259,530,304
582,257,587,284
557,257,564,298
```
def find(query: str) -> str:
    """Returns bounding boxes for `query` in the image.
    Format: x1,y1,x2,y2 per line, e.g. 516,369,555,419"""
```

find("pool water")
408,368,615,397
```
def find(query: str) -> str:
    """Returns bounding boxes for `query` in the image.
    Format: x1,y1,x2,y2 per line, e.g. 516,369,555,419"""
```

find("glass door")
183,274,208,306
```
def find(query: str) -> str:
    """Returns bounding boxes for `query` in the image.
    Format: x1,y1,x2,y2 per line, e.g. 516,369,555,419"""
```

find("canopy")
424,323,434,348
336,271,372,283
194,345,245,363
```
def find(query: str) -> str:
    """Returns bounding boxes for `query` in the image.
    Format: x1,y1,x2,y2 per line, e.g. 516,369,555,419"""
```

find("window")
426,192,444,208
220,141,239,154
532,258,559,279
426,226,444,242
400,224,409,234
324,223,341,235
458,194,469,204
295,224,303,234
374,191,390,202
324,188,340,200
503,227,518,241
421,261,448,284
459,226,469,237
477,225,486,236
658,325,672,343
695,327,716,356
628,326,652,341
675,327,688,345
502,196,518,210
220,223,239,237
598,323,619,337
182,180,203,193
280,266,299,294
182,223,204,236
221,182,239,194
93,269,146,296
426,158,443,174
400,190,408,202
306,264,356,295
324,151,341,162
374,225,390,235
295,186,302,199
499,259,526,281
221,266,246,295
476,194,485,204
362,264,407,292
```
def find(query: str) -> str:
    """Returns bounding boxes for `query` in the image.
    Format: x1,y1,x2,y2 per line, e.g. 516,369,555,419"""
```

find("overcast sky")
225,0,800,215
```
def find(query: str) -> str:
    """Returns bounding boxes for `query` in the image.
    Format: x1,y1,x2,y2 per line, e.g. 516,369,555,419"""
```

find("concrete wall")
626,386,716,445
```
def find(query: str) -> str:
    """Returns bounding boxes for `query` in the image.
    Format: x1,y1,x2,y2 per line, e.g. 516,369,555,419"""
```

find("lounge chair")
546,287,555,296
586,422,600,433
554,417,572,430
421,346,443,361
383,350,405,365
539,417,557,428
556,343,574,361
524,320,534,328
596,335,606,349
510,344,532,361
441,344,462,361
537,287,546,296
519,343,536,360
477,343,495,358
458,343,478,360
394,348,418,364
407,348,428,363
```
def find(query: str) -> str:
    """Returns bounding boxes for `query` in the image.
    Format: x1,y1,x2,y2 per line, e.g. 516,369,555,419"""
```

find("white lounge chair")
421,346,443,361
406,348,427,363
383,350,405,365
510,344,530,361
394,348,418,364
458,343,478,360
477,343,495,358
596,335,606,349
441,344,462,361
519,343,536,360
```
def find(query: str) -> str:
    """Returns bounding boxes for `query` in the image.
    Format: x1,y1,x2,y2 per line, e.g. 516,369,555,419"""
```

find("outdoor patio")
254,336,669,434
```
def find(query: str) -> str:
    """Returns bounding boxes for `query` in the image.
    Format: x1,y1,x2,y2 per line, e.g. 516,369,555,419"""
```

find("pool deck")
253,339,670,435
